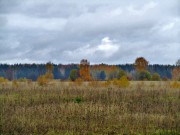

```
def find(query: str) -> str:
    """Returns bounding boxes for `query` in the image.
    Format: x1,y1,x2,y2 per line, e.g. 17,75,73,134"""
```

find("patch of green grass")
74,96,83,103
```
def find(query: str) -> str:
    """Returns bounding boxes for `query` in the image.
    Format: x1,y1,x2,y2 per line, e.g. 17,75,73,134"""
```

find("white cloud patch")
63,37,120,62
162,22,175,31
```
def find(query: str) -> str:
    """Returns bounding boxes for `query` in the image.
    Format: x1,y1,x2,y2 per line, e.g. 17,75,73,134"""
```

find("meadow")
0,81,180,135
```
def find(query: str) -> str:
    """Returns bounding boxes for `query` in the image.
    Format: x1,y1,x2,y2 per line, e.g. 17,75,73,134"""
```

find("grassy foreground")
0,82,180,135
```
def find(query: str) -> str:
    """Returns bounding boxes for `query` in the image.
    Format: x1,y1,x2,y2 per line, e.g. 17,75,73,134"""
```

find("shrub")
45,72,54,80
18,78,27,82
75,78,83,86
70,69,78,81
171,81,180,89
116,69,126,79
152,73,161,81
112,78,118,86
0,77,8,84
162,76,169,81
119,76,130,88
112,76,130,88
37,75,48,86
138,70,151,81
12,80,18,88
103,80,111,87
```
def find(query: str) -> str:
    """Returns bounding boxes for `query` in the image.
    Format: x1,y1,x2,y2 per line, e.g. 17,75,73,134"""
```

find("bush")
75,78,83,86
12,80,18,88
162,76,169,81
112,78,118,86
116,69,126,79
0,77,8,84
138,70,151,81
45,72,54,80
171,81,180,89
18,78,27,82
37,75,48,86
112,76,130,88
103,80,111,87
152,73,161,81
70,69,78,81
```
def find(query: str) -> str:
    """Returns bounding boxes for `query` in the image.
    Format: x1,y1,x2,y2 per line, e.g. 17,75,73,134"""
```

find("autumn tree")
116,69,126,79
70,69,78,81
79,59,91,81
45,62,54,80
37,75,48,86
162,76,168,81
119,76,130,88
112,76,130,88
106,66,119,80
152,73,161,81
135,57,148,71
0,77,8,85
138,70,151,81
172,68,180,81
172,59,180,81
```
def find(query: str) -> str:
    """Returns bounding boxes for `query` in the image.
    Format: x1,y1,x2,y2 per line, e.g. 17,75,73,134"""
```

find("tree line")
0,58,179,82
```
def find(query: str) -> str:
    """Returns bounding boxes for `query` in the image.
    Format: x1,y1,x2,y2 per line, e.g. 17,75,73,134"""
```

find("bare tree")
176,59,180,66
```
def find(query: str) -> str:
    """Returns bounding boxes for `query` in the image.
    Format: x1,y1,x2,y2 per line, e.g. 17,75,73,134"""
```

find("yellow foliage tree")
37,75,48,86
112,76,130,88
103,80,111,87
45,72,54,80
0,77,8,85
119,76,130,88
171,81,180,89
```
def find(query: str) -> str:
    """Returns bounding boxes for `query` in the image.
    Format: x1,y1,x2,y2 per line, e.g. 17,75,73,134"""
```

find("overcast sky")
0,0,179,65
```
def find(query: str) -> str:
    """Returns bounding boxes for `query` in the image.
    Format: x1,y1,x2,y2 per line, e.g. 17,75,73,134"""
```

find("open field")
0,81,180,135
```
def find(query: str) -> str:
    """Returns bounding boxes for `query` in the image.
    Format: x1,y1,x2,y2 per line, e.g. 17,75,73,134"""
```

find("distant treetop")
80,59,90,65
135,57,149,71
176,59,180,66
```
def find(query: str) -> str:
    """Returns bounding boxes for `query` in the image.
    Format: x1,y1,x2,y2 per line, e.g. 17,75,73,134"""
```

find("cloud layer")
0,0,179,64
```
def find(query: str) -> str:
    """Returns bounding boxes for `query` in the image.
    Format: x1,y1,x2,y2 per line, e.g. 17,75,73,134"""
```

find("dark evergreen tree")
99,71,106,81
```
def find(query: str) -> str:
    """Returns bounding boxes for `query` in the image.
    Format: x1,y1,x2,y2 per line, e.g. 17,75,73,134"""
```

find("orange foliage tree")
135,57,148,71
79,59,91,81
172,67,180,81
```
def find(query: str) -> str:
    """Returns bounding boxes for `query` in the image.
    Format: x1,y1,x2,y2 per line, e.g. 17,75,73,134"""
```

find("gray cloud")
0,0,179,64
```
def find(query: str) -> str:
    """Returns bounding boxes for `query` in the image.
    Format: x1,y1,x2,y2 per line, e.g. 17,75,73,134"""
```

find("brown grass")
0,81,180,134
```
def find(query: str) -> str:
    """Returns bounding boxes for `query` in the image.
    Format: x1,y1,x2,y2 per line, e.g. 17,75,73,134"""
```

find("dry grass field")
0,81,180,135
